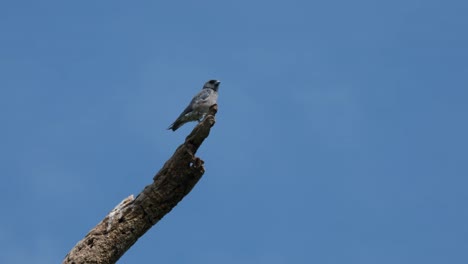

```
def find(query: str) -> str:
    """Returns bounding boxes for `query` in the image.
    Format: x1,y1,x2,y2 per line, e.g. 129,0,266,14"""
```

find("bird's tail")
167,120,182,131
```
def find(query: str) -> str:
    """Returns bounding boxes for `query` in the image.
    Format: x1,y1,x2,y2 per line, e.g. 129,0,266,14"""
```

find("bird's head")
203,79,221,91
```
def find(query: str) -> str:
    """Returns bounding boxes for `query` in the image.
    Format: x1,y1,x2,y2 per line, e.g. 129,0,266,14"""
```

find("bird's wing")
191,89,211,104
168,89,213,131
176,90,210,117
177,103,193,118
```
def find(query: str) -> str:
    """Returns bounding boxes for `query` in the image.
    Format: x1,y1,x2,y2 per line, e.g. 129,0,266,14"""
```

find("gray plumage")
168,79,220,131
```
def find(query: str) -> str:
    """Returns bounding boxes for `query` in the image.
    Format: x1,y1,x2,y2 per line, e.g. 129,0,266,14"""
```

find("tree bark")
63,105,218,264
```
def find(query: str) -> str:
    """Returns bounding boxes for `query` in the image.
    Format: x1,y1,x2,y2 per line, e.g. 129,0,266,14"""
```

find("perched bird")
168,79,220,131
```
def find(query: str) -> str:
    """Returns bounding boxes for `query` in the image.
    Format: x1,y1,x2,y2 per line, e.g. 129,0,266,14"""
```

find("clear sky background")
1,1,467,263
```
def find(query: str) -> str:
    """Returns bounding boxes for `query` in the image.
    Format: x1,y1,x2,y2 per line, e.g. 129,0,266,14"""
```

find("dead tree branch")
63,104,218,264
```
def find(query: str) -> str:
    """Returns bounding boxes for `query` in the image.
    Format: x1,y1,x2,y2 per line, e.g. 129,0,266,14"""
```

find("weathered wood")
63,105,218,264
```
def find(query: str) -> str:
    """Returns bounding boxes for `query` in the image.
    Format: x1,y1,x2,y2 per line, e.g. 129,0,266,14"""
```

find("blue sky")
1,0,467,263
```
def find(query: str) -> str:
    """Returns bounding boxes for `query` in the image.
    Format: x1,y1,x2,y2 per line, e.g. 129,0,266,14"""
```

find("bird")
168,79,220,131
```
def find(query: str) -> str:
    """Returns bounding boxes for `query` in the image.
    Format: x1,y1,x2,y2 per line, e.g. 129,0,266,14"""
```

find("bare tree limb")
63,104,218,264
